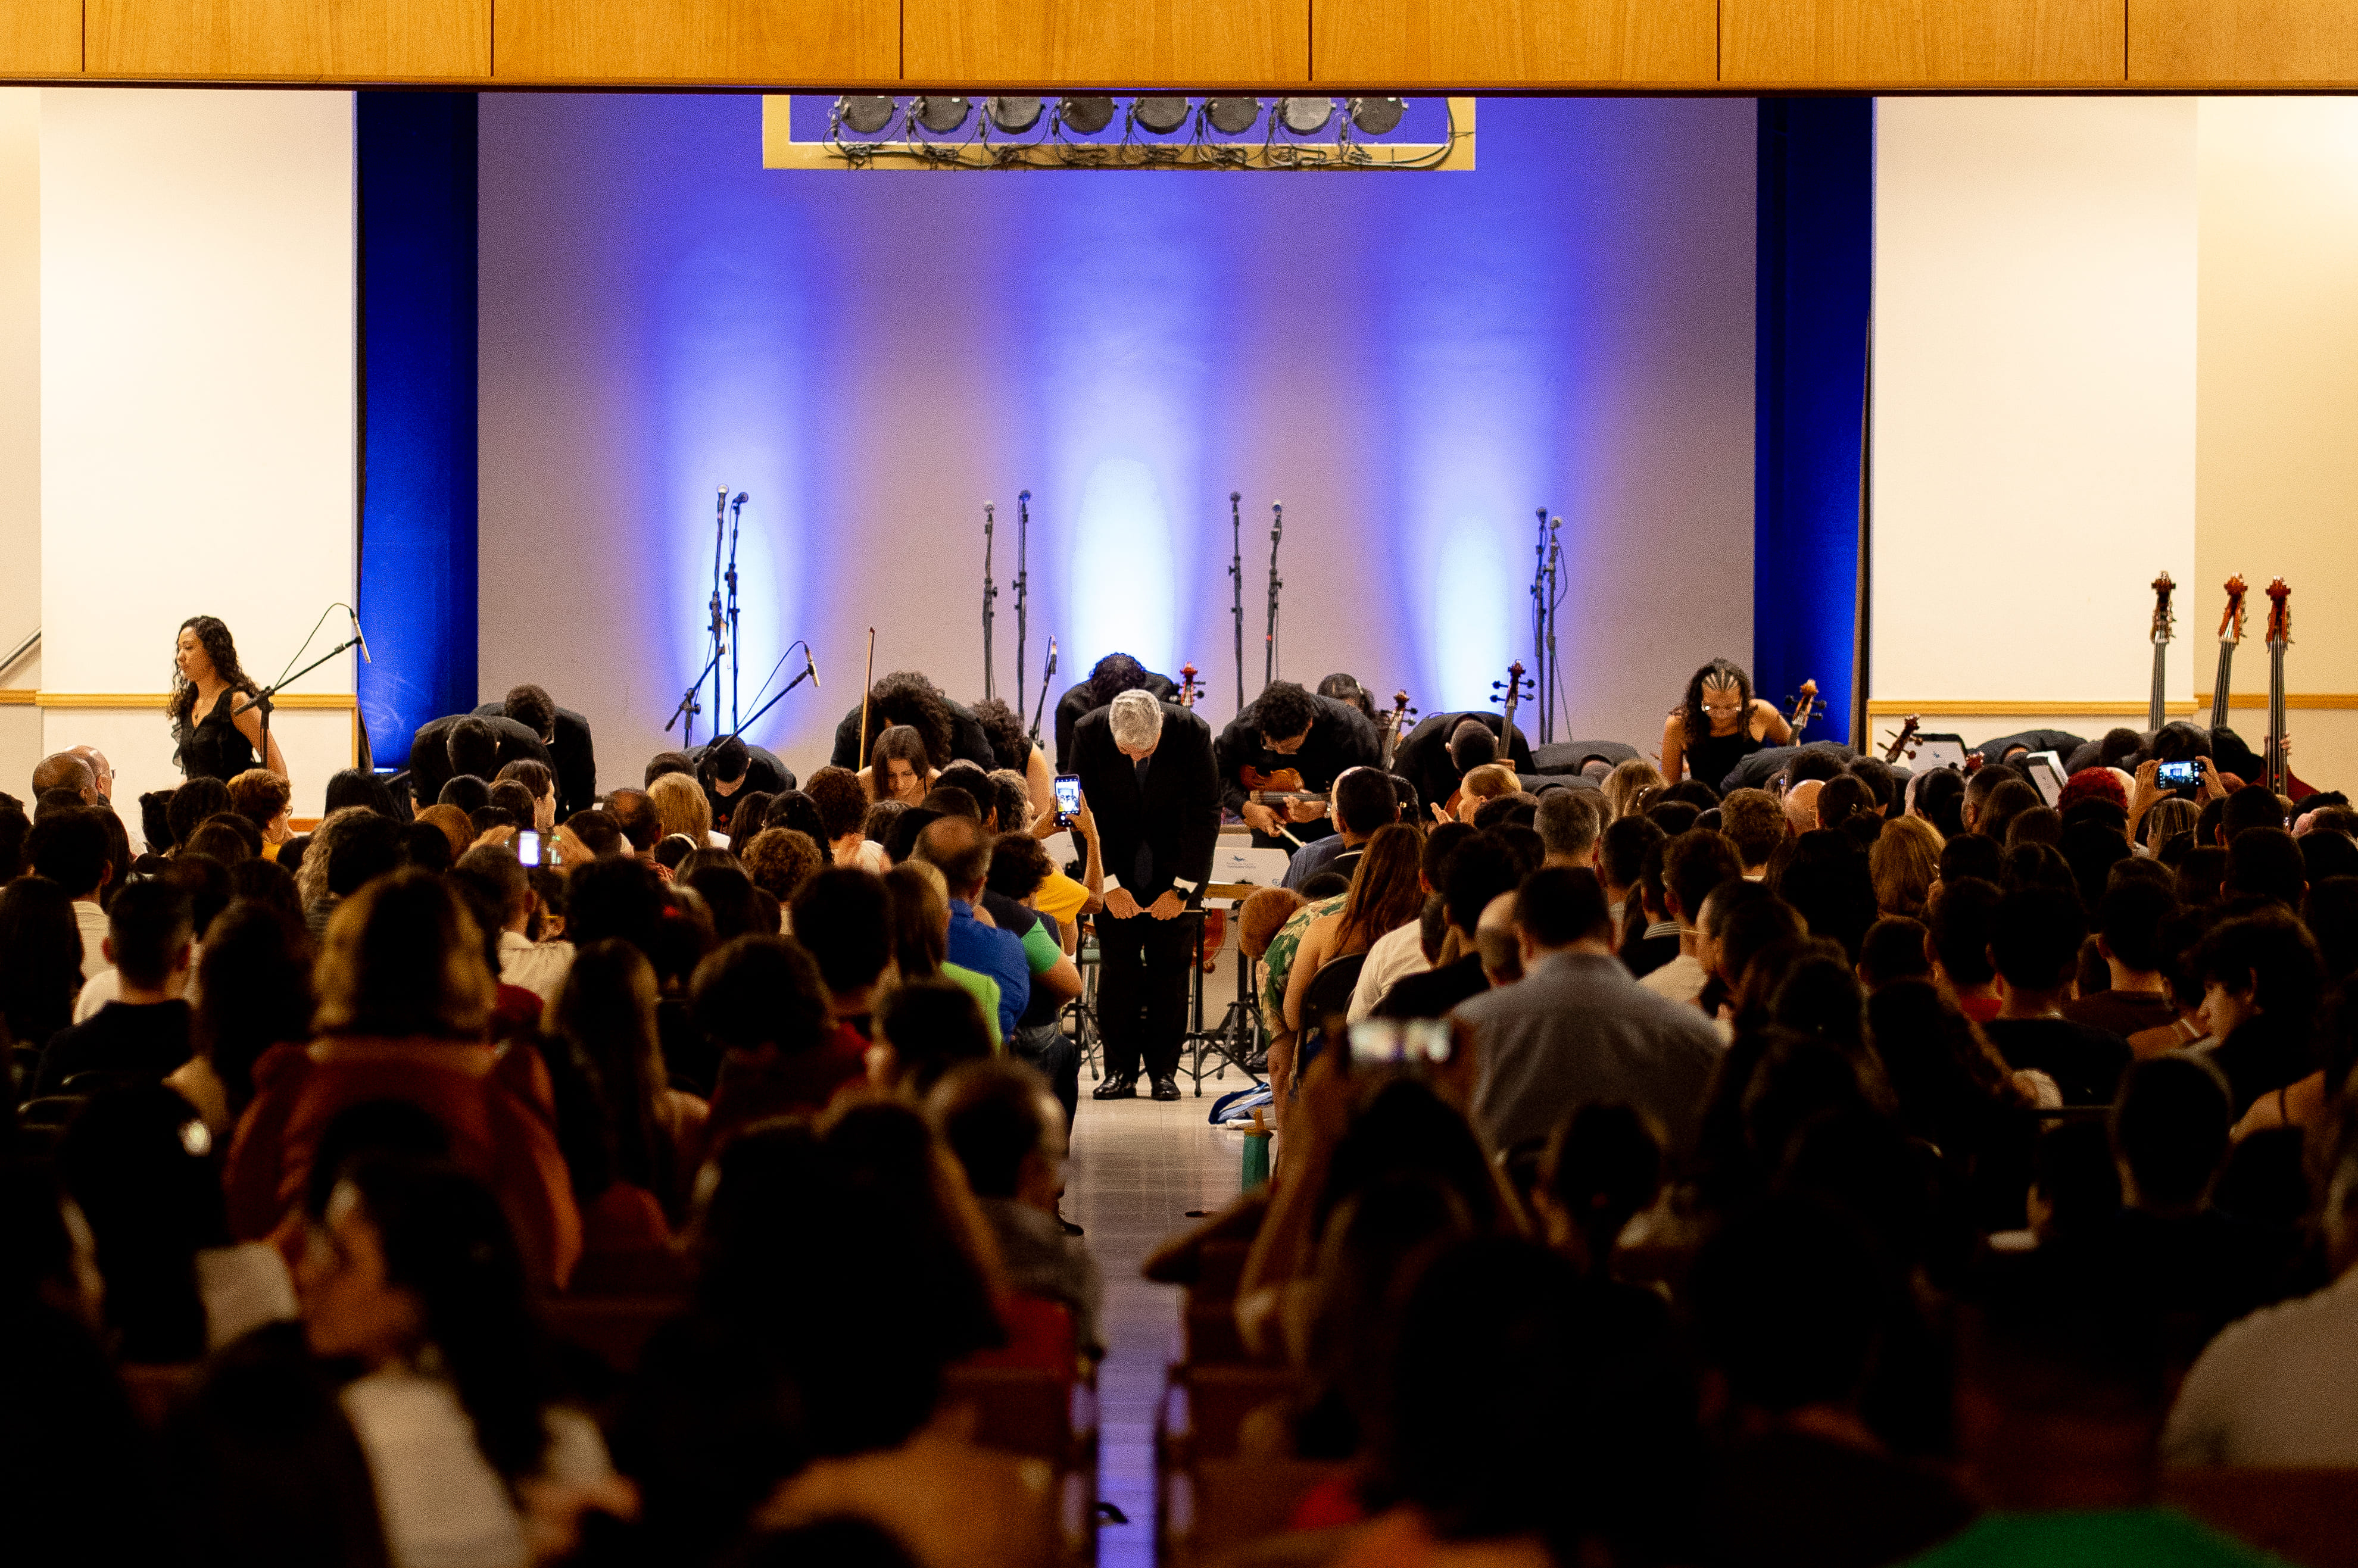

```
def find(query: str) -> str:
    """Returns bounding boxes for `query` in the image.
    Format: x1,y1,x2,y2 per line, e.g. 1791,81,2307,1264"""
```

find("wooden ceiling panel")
1312,0,1716,87
1,1,82,77
1721,0,2126,85
2133,0,2358,83
498,0,901,85
902,0,1310,88
88,0,490,79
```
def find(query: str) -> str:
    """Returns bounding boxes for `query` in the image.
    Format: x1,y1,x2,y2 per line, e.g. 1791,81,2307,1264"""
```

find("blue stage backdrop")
1755,98,1873,750
357,92,479,769
473,95,1760,779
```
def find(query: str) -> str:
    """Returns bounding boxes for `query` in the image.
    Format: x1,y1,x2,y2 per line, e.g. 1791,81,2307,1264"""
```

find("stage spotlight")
915,96,972,133
1277,96,1336,135
987,96,1043,133
1206,97,1259,135
1347,96,1405,135
1059,95,1116,135
1133,95,1190,135
839,96,896,135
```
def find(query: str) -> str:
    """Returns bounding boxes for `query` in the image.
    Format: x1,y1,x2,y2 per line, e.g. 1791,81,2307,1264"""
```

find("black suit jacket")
826,697,997,772
474,702,597,817
1053,671,1178,772
687,743,795,829
1389,710,1534,815
408,713,555,805
1213,693,1381,817
1071,702,1219,905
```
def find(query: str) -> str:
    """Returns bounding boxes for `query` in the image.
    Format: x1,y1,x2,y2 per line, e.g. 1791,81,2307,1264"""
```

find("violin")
1240,764,1323,805
1177,662,1203,710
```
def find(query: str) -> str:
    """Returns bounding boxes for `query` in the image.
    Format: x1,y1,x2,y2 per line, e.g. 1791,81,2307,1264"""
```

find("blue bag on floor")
1210,1084,1273,1127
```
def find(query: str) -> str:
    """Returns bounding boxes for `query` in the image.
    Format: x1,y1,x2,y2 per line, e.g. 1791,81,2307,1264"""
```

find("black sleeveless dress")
180,688,258,782
1683,721,1765,793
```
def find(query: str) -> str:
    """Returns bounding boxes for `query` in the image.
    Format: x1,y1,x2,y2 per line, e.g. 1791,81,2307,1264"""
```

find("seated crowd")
0,688,2354,1567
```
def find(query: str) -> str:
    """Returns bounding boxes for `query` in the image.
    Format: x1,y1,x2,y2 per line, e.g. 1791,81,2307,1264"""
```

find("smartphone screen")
1053,774,1081,826
516,829,541,867
2157,761,2199,789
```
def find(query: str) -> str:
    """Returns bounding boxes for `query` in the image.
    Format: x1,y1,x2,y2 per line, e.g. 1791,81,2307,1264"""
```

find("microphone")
350,606,372,664
1230,490,1241,504
1271,501,1284,541
731,492,748,511
805,642,821,689
1045,636,1058,676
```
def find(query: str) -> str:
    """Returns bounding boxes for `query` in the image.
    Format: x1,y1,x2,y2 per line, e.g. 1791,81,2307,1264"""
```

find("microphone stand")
726,492,746,732
981,502,997,702
1264,502,1284,691
1028,637,1059,746
1015,491,1031,705
732,645,819,736
1529,507,1548,742
234,633,364,773
1228,491,1245,711
695,486,725,748
666,643,721,737
1543,517,1564,747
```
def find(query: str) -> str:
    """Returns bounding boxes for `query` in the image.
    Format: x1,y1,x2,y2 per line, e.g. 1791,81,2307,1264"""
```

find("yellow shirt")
1033,870,1089,928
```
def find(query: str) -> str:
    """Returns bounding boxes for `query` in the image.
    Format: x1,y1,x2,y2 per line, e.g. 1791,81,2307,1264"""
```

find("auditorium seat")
966,1294,1080,1379
1162,1457,1354,1567
1163,1362,1298,1462
2160,1468,2358,1568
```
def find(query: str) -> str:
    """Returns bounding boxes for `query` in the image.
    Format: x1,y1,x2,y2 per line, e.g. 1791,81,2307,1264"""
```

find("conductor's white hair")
1110,690,1164,750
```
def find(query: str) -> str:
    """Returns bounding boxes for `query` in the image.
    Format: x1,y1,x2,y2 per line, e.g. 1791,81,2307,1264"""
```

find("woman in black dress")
170,616,288,785
1660,657,1792,790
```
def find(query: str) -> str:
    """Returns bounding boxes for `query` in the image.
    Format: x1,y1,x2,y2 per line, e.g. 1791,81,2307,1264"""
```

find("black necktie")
1132,754,1155,892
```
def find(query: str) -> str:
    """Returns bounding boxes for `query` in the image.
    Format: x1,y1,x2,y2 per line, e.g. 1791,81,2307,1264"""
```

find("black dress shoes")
1151,1075,1181,1102
1092,1076,1138,1101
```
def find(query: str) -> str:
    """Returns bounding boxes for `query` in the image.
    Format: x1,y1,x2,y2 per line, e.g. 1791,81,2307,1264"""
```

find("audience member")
1980,885,2131,1105
35,880,195,1094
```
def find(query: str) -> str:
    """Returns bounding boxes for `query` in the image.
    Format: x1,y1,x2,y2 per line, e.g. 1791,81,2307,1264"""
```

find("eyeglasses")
1701,701,1743,715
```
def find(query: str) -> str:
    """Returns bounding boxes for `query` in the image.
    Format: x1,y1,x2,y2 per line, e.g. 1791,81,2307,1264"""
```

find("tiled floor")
1068,1045,1254,1568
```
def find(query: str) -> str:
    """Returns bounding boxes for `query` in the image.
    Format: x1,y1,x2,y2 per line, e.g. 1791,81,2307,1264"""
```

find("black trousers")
1096,908,1197,1082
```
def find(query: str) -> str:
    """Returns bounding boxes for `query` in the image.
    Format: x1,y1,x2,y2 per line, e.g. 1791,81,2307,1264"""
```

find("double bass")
2265,579,2291,799
1377,689,1417,771
2148,570,2176,735
2210,576,2248,733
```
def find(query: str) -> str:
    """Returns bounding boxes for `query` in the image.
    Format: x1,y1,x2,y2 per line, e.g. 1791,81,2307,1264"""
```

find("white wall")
1870,98,2199,710
0,89,39,799
38,89,357,826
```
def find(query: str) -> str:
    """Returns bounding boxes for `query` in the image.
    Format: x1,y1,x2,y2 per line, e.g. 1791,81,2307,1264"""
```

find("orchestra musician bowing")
1070,690,1221,1101
1214,679,1381,850
1389,710,1533,824
1053,652,1178,771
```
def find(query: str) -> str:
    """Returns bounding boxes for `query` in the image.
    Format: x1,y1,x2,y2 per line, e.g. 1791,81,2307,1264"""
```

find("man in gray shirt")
1454,865,1723,1157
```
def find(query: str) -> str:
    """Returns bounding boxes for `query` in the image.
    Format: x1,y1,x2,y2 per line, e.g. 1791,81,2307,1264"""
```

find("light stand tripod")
981,502,997,701
1227,491,1246,711
1264,501,1284,691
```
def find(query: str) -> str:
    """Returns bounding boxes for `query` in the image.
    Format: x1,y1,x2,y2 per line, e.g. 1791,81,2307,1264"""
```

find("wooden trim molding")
30,691,357,710
0,689,33,706
1867,696,2358,716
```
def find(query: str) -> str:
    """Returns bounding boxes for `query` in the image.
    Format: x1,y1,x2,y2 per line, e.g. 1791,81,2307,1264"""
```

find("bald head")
1784,779,1823,838
32,753,95,803
913,813,993,899
1476,891,1523,985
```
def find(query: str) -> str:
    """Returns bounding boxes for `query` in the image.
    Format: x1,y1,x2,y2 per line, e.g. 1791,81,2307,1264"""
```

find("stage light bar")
774,95,1473,172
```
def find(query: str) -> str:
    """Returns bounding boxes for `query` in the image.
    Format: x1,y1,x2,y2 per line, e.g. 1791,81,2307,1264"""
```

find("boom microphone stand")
981,502,997,701
234,602,367,772
1028,636,1059,746
726,491,746,732
1015,491,1032,705
1228,492,1245,710
1543,516,1564,746
1264,502,1284,691
729,639,822,736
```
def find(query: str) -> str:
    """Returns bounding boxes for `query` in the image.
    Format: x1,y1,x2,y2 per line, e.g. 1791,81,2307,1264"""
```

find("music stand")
1180,845,1291,1095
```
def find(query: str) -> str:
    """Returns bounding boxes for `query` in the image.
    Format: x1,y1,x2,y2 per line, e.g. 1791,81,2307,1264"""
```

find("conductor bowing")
1071,689,1221,1101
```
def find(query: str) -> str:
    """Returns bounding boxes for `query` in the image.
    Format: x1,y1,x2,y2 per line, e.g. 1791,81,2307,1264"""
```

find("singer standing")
170,616,288,784
1071,690,1219,1101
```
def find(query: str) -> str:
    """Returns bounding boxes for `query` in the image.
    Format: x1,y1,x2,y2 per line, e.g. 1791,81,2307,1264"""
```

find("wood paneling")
498,0,899,85
1721,0,2125,84
86,0,488,79
1,2,82,76
1314,0,1712,85
2133,0,2358,83
904,0,1308,87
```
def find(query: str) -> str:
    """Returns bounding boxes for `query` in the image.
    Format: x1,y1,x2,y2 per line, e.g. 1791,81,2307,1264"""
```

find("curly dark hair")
1318,673,1375,719
862,671,955,770
1083,652,1156,712
1679,658,1754,750
1251,680,1320,744
969,697,1032,772
168,616,260,737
